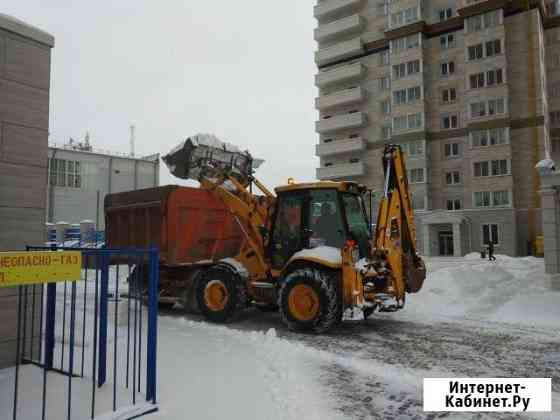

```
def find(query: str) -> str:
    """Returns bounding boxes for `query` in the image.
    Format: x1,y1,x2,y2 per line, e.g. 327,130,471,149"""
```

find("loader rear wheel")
196,266,243,323
279,268,339,333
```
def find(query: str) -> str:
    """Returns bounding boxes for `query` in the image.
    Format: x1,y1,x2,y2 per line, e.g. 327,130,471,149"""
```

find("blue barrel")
46,223,57,243
65,224,81,242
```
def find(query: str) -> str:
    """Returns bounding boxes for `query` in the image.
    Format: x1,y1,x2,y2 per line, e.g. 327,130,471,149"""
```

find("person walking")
487,241,496,261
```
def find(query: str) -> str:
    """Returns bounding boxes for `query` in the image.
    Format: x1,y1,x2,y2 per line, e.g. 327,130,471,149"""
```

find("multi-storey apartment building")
314,0,560,256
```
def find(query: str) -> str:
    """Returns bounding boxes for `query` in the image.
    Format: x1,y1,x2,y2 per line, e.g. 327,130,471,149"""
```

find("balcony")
315,87,365,110
317,161,365,180
314,0,362,22
315,62,366,88
315,112,368,134
314,14,365,43
315,37,363,67
316,136,366,157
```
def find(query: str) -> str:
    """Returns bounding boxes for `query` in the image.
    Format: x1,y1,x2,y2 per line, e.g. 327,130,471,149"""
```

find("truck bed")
105,185,243,266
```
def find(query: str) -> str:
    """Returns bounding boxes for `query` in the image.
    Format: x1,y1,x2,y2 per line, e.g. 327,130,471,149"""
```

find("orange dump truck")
105,185,244,310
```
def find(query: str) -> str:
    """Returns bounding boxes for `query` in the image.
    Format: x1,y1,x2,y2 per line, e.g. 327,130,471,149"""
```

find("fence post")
97,253,109,387
44,284,57,369
145,247,159,403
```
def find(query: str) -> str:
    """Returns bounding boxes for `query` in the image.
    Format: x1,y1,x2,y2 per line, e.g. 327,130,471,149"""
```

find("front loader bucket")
163,134,262,186
405,254,426,293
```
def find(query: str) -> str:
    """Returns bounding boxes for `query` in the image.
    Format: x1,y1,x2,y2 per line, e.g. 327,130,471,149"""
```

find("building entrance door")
438,231,454,256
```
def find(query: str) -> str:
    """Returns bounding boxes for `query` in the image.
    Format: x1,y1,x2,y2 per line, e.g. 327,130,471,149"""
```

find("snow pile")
153,318,338,420
404,256,560,328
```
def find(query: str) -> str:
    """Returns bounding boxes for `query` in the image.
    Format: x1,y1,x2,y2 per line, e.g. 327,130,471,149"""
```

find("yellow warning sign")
0,251,82,288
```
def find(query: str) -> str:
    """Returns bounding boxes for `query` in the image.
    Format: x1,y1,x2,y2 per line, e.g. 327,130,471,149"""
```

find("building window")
470,98,506,118
442,88,457,104
407,59,420,75
467,10,500,33
444,142,460,157
393,89,407,105
408,141,424,156
486,68,504,86
391,6,419,27
407,86,422,102
393,113,423,131
468,44,484,61
412,194,426,210
438,8,453,22
488,98,505,115
551,82,560,98
469,69,504,89
474,160,509,177
470,101,486,118
393,59,421,79
408,112,423,129
48,158,82,188
475,191,513,208
482,223,499,245
406,33,420,49
447,199,462,211
485,39,502,57
471,128,509,147
393,63,406,79
440,33,455,49
474,191,491,207
469,72,485,89
393,115,408,130
409,168,425,183
379,50,390,66
440,61,455,76
392,34,420,53
378,76,390,90
491,159,509,176
377,0,389,17
473,161,490,177
550,110,560,126
445,171,461,185
492,190,510,206
441,113,459,129
382,125,392,139
381,99,391,114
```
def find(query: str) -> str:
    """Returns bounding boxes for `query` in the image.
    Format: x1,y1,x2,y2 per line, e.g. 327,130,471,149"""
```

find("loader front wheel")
196,267,243,323
279,268,339,333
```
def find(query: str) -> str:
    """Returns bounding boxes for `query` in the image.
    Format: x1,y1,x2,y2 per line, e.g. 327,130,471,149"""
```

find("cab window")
342,193,370,255
308,189,344,249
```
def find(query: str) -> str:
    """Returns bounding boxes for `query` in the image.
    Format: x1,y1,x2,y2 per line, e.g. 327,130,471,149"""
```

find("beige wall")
0,16,54,368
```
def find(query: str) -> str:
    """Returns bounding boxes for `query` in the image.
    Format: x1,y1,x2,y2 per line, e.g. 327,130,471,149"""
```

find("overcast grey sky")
3,1,319,188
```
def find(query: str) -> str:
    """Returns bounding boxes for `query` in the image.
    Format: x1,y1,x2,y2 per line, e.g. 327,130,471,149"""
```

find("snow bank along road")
154,256,559,420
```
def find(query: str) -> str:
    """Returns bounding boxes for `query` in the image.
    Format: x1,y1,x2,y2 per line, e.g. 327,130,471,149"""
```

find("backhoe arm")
374,145,426,298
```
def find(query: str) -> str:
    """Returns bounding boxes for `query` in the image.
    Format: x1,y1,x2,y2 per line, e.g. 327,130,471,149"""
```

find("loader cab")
269,183,370,270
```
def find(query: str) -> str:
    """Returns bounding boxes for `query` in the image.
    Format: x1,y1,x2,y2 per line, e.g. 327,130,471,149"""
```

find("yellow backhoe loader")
106,135,426,333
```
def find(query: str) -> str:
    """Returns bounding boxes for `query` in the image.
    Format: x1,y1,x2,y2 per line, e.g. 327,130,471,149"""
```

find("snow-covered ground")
1,256,559,419
151,255,560,420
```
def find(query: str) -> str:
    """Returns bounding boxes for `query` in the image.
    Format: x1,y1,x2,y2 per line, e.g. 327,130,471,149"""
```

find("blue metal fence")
7,246,159,420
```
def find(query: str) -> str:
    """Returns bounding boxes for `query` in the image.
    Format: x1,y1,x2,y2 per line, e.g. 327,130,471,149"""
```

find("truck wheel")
196,266,245,323
279,268,339,333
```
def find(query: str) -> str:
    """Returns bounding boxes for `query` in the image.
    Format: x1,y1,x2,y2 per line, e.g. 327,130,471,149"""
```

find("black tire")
363,306,376,319
278,268,339,333
196,266,246,323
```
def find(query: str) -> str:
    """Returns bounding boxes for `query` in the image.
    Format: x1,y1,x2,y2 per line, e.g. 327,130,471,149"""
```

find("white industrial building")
46,135,159,229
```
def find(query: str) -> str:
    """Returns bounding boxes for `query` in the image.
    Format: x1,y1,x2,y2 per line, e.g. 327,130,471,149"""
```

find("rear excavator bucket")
163,134,263,186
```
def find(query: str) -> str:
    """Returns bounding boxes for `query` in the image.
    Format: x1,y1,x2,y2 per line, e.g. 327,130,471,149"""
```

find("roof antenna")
130,125,136,157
